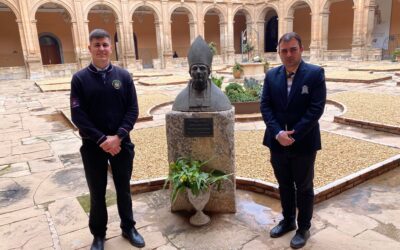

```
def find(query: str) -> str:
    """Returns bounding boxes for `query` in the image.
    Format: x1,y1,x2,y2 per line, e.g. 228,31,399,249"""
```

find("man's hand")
276,130,295,146
100,135,121,156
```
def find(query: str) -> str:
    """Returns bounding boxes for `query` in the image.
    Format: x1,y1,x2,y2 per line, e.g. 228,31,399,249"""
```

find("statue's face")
190,64,209,91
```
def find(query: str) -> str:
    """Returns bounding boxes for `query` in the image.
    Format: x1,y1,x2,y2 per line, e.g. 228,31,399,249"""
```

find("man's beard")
192,78,208,91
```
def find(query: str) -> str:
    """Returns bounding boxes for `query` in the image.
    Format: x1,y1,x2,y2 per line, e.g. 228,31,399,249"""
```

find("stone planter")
233,70,242,79
187,188,211,226
240,62,264,76
232,101,260,114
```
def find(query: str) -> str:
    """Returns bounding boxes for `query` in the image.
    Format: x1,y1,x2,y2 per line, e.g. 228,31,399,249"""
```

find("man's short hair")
89,29,110,42
278,32,303,49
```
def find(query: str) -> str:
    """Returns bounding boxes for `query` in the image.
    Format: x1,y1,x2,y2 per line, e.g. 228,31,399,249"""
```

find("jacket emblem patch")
112,80,122,89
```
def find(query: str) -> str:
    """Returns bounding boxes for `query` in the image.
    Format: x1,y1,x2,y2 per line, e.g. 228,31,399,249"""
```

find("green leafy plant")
211,75,224,89
243,43,254,61
224,79,262,103
208,42,217,55
232,62,243,73
164,157,232,204
393,48,400,57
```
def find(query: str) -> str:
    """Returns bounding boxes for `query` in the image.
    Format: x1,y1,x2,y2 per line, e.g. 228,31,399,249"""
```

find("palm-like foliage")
164,157,232,204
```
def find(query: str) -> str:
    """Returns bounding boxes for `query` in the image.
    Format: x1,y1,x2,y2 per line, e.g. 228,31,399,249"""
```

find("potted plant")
208,42,217,56
232,62,243,79
243,43,254,61
164,157,232,225
393,48,400,62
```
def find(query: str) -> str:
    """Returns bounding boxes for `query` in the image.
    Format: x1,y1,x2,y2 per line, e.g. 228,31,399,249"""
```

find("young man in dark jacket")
70,29,145,250
260,32,326,249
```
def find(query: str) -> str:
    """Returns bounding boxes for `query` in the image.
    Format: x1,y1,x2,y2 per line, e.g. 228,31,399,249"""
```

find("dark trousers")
80,140,135,237
270,150,316,230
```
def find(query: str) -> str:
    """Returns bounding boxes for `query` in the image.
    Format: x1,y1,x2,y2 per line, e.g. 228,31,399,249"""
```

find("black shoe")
270,220,297,238
90,236,105,250
290,229,310,249
122,227,145,248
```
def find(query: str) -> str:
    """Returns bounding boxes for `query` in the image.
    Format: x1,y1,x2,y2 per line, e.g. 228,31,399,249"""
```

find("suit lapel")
277,66,288,106
287,61,307,105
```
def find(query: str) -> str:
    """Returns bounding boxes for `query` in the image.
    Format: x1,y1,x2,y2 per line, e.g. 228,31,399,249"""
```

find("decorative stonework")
166,109,236,213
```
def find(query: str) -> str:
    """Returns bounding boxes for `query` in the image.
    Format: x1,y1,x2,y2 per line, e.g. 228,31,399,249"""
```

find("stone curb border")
136,101,174,122
129,154,400,204
349,68,400,72
326,75,392,84
329,99,400,135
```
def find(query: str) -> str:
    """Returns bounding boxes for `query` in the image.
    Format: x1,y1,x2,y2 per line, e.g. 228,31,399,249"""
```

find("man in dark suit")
260,32,326,249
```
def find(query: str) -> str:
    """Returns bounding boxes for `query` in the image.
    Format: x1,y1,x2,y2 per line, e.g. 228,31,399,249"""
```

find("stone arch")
203,5,225,56
321,0,354,13
129,2,161,23
131,4,161,68
286,0,313,17
0,0,21,20
258,5,280,53
38,32,63,64
232,6,253,24
203,4,226,23
256,4,279,22
169,3,196,23
30,0,75,22
322,0,354,50
0,1,24,67
84,0,122,22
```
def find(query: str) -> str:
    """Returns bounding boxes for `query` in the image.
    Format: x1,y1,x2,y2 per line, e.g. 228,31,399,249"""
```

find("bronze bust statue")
172,36,231,112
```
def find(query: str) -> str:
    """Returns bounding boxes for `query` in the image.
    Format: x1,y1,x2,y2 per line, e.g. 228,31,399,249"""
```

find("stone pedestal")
166,109,236,213
26,56,44,79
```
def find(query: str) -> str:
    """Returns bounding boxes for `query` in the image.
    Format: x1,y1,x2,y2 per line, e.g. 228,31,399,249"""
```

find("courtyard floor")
0,61,399,249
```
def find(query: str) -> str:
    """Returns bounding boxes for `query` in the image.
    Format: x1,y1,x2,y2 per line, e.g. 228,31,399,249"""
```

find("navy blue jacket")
70,63,138,144
260,61,326,154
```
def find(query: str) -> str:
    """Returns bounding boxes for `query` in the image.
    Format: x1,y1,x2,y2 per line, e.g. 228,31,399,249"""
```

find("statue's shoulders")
172,86,189,111
210,83,232,111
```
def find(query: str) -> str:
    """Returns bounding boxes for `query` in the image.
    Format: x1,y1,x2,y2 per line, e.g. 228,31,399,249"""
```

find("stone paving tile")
0,215,54,249
0,149,53,166
0,130,30,142
29,156,64,173
12,141,50,155
0,206,44,226
306,226,399,250
0,162,30,178
355,230,400,248
34,167,88,205
315,205,379,236
48,197,88,236
50,138,81,156
59,227,92,249
0,172,50,214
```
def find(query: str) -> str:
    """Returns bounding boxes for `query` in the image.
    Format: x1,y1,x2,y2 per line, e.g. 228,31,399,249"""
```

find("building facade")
0,0,399,79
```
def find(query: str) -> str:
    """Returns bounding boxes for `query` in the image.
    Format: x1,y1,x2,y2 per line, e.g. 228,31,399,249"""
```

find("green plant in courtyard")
208,42,217,55
211,75,224,89
164,157,232,204
224,79,262,103
232,62,243,73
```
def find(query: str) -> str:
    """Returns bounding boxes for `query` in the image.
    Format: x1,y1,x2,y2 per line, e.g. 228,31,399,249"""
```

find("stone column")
219,21,228,63
154,20,163,69
166,109,236,213
226,3,235,64
80,19,91,67
161,0,173,68
309,10,320,61
120,0,136,70
16,20,28,70
363,0,377,59
256,20,265,58
189,20,197,43
26,19,44,79
74,0,90,69
351,2,364,61
320,11,330,60
196,0,204,38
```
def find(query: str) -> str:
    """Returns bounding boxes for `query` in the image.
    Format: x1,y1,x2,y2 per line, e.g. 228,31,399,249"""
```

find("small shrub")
211,75,224,89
